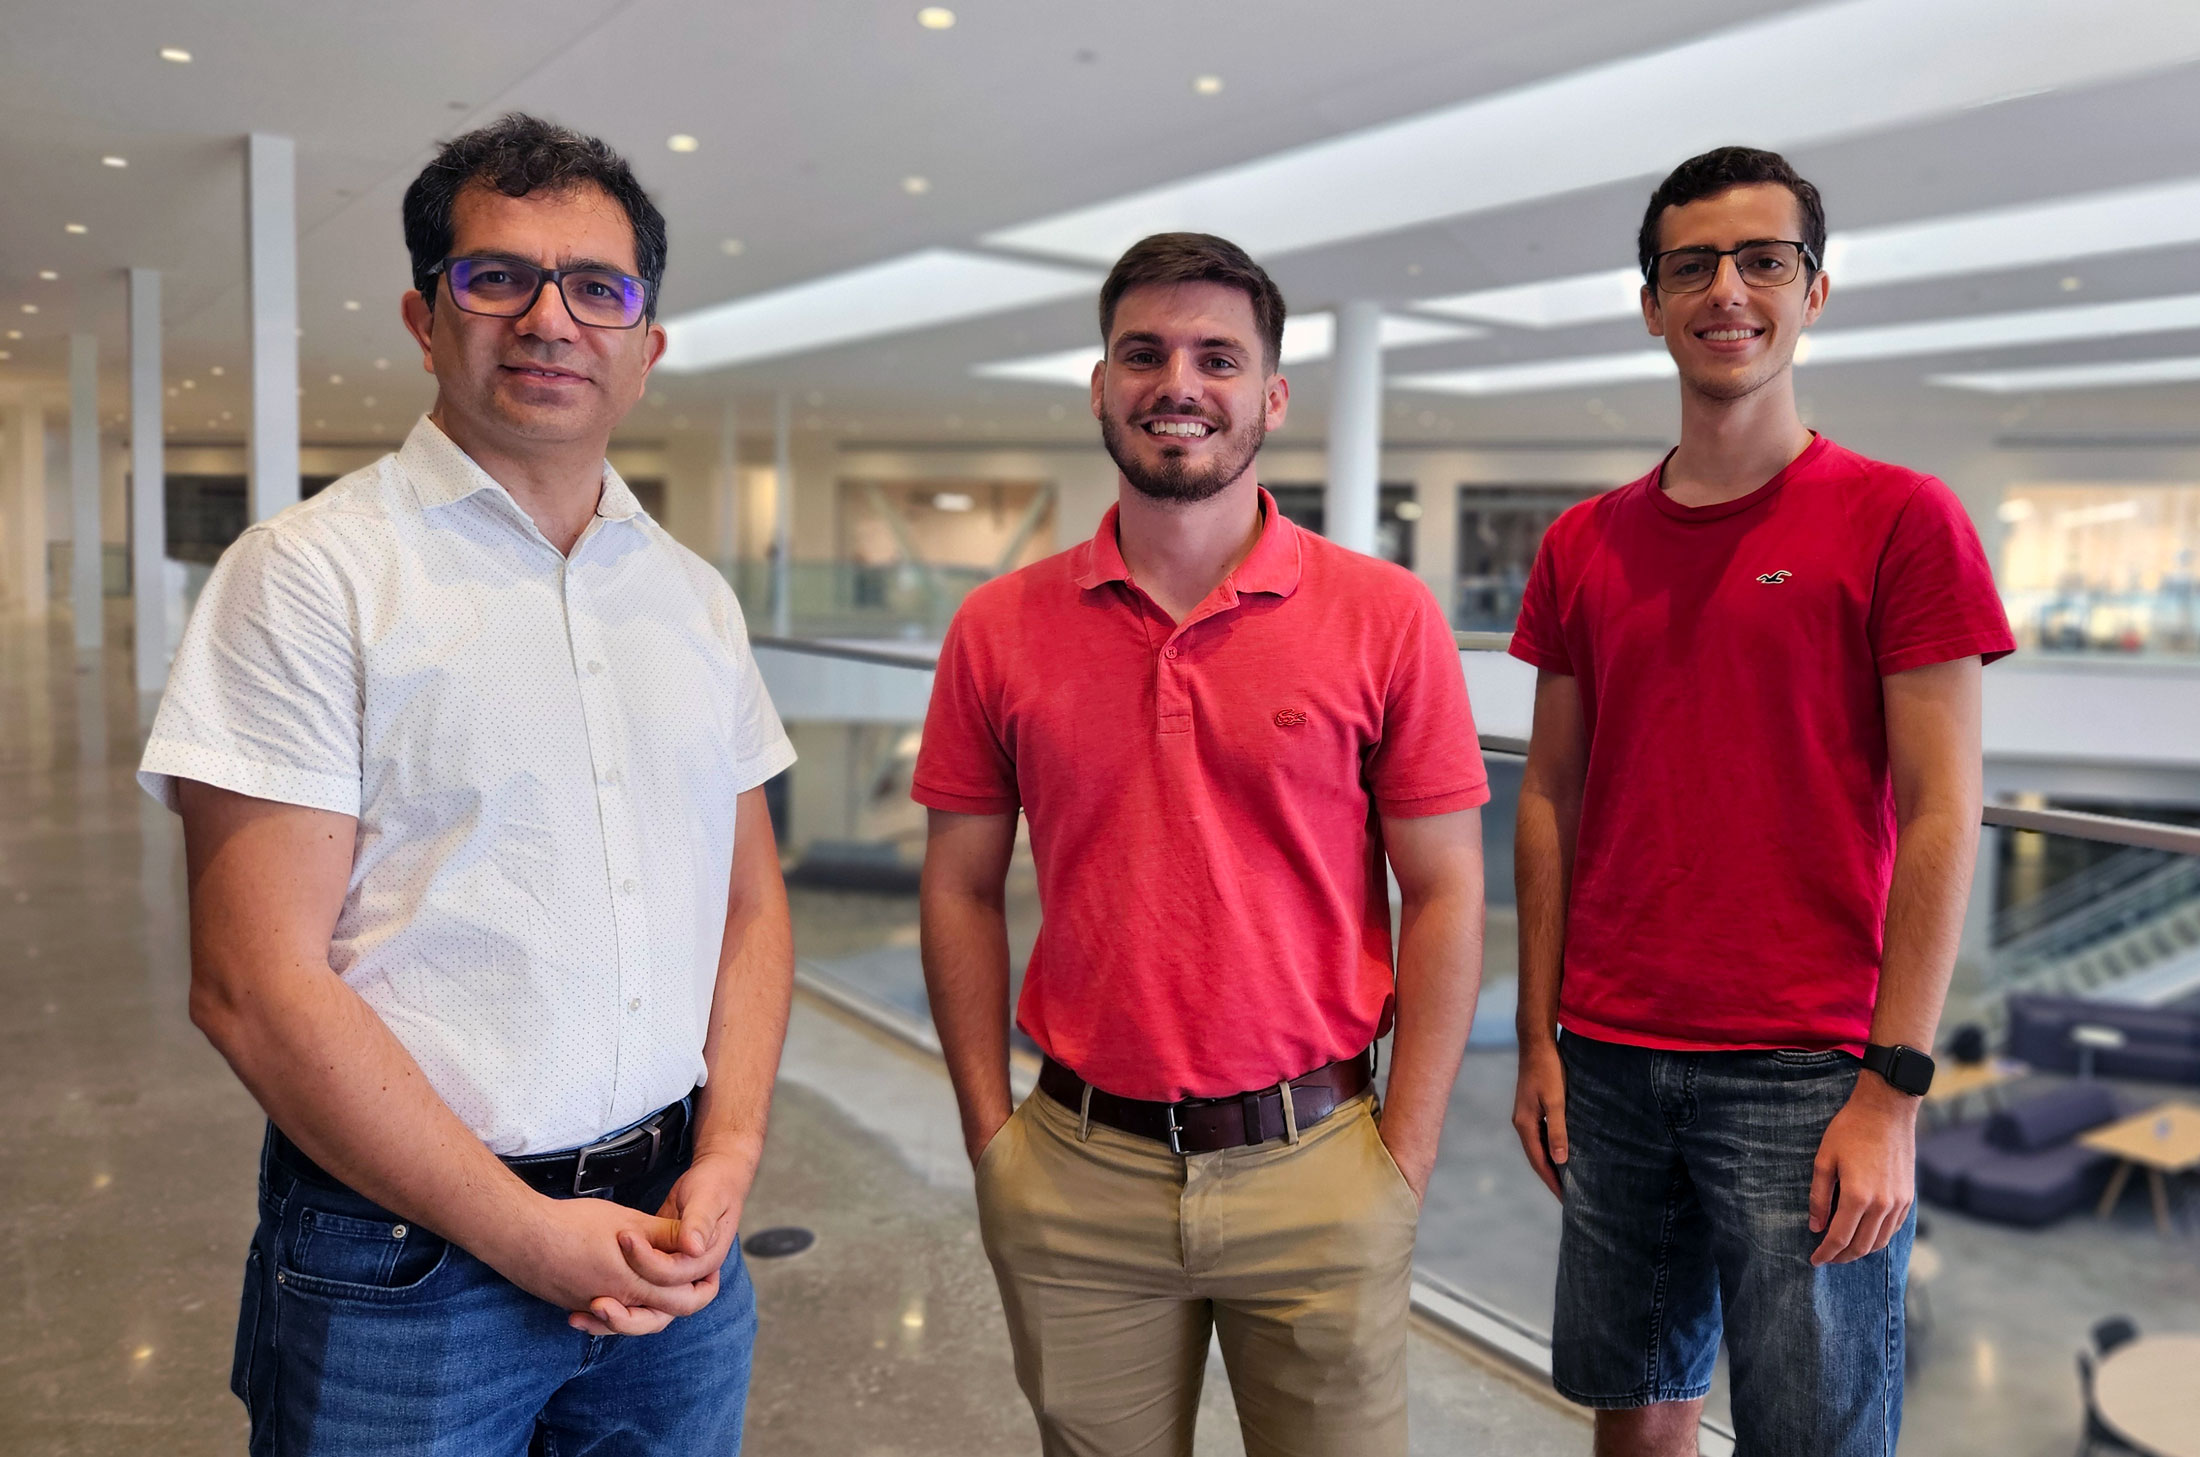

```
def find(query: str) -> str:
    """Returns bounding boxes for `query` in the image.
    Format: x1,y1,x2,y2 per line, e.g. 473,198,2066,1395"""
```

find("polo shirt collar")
400,415,643,522
1072,487,1303,601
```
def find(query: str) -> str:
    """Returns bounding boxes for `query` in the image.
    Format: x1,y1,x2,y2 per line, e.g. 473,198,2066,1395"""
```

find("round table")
2094,1334,2200,1457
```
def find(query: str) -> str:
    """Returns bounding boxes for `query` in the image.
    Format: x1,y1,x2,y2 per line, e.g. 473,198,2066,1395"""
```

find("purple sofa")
1916,1082,2121,1227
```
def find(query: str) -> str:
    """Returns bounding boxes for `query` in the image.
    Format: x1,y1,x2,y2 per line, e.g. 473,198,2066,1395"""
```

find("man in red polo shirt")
916,232,1489,1456
1509,148,2014,1457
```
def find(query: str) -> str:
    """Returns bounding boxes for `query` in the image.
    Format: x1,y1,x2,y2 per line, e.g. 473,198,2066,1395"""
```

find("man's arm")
919,808,1020,1166
1511,670,1587,1200
1377,808,1486,1201
180,780,713,1335
609,786,792,1327
1809,655,1984,1264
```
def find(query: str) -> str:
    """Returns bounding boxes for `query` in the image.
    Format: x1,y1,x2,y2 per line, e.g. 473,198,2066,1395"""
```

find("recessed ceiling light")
4,330,19,339
2060,275,2083,291
209,364,224,375
917,7,956,29
20,305,37,315
182,378,195,389
64,224,87,235
902,175,931,195
166,386,178,397
373,358,389,369
1193,75,1224,96
102,156,127,169
0,352,10,361
343,300,361,311
329,374,343,385
159,46,192,63
720,238,746,256
38,270,57,281
667,134,700,153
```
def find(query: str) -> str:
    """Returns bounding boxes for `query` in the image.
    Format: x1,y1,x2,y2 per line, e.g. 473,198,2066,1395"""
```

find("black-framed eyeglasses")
429,255,651,329
1647,240,1818,295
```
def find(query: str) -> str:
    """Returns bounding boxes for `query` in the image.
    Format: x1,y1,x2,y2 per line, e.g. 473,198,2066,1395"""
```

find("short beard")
1100,409,1267,505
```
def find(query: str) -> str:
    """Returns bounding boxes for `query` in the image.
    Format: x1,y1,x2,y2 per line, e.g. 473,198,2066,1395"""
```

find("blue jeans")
234,1125,756,1456
1551,1033,1912,1457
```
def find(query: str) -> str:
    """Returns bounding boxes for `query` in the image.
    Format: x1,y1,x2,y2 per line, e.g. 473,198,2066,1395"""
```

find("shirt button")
1164,646,1179,659
602,768,623,787
621,878,639,895
628,998,641,1013
586,660,604,675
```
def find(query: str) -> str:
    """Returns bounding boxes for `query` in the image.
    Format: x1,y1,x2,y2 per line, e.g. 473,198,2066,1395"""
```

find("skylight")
982,0,2200,265
658,250,1100,373
1419,175,2200,329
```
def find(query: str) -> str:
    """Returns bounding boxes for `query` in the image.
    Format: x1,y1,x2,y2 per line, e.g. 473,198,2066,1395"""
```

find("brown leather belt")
1038,1050,1373,1155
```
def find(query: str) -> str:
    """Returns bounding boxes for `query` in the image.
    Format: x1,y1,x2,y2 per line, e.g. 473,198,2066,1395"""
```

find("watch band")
1862,1042,1935,1096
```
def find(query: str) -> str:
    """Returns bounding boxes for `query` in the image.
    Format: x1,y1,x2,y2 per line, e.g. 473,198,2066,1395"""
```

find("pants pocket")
280,1205,452,1302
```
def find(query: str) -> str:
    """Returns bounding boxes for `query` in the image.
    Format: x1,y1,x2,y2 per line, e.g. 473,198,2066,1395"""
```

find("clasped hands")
501,1150,747,1338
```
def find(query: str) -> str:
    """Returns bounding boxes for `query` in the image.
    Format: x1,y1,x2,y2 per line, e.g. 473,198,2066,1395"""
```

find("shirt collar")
1071,487,1302,600
399,415,643,523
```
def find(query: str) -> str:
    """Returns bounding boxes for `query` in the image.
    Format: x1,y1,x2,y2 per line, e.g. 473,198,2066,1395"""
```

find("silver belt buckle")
571,1112,664,1196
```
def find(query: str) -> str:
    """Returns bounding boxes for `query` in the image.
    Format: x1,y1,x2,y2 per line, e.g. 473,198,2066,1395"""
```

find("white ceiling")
5,0,2200,459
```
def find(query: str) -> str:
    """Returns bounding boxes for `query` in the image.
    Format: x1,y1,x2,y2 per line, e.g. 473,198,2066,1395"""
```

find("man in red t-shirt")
916,233,1489,1456
1509,148,2013,1457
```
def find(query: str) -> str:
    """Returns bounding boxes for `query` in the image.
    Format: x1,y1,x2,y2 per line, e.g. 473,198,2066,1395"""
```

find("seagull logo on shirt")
1755,570,1793,584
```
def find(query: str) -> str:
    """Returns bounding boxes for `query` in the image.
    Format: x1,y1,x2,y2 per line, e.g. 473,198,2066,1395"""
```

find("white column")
1324,299,1382,555
716,396,741,567
246,133,300,523
6,402,49,618
770,390,792,637
69,333,102,650
130,269,167,695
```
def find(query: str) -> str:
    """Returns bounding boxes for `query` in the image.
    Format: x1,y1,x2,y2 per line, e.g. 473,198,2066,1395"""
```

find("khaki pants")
973,1084,1419,1457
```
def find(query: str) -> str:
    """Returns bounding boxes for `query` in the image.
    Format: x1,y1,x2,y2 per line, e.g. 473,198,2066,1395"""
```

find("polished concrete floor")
0,609,1588,1455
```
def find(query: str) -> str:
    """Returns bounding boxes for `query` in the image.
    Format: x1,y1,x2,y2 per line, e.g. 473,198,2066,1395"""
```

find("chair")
1948,1024,1988,1066
2091,1315,2139,1356
2076,1350,2144,1456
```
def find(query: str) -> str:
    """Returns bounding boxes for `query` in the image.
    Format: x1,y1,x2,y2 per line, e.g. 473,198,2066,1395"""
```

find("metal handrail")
754,636,2200,856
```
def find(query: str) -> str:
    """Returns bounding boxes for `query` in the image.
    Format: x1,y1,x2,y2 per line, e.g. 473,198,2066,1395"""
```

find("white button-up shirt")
141,418,796,1155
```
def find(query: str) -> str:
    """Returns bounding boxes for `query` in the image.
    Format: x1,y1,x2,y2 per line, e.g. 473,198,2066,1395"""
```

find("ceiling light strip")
982,0,2200,266
658,249,1101,373
1932,356,2200,392
1420,174,2200,329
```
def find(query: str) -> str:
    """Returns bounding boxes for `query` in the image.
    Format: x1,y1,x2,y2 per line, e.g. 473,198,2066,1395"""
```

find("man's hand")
1807,1074,1918,1266
963,1103,1013,1170
484,1196,718,1338
1377,1122,1434,1206
590,1147,750,1336
1512,1039,1569,1200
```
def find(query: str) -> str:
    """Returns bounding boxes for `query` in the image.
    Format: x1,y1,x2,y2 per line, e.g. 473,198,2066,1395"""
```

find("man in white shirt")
139,114,796,1454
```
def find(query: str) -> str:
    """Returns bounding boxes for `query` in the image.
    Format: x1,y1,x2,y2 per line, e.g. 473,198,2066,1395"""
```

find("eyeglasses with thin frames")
1647,240,1817,295
428,255,651,329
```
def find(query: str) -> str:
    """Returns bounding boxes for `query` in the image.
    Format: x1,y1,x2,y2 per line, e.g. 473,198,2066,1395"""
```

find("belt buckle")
571,1112,664,1196
1164,1100,1186,1157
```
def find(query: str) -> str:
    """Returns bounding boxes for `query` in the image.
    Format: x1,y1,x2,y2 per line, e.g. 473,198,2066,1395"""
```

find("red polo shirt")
1511,434,2014,1054
914,491,1489,1101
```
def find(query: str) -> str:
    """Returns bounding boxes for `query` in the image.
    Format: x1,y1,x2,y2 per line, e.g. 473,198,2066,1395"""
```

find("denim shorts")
234,1124,756,1456
1551,1032,1912,1457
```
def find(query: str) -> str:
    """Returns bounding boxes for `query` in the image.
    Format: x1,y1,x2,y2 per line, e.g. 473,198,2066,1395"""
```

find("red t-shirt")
1510,435,2014,1054
915,491,1490,1101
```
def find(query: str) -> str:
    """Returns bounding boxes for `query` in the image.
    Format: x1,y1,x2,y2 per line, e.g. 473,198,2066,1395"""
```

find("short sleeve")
911,607,1019,816
138,526,364,816
1508,529,1574,675
712,578,798,793
1368,586,1491,819
1870,478,2017,676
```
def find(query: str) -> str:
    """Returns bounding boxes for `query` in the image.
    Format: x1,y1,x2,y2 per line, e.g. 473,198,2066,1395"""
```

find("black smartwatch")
1861,1043,1935,1096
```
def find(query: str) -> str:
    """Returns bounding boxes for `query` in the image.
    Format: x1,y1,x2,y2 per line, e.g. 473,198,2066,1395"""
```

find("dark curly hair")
1099,233,1288,371
1637,147,1826,285
402,113,668,319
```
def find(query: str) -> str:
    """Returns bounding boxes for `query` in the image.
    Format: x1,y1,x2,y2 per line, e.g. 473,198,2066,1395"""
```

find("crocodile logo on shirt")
1755,570,1794,584
1274,708,1309,727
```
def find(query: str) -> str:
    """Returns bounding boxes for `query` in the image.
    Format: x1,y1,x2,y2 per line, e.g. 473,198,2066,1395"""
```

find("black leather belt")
271,1095,693,1200
1038,1050,1373,1154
